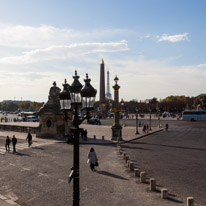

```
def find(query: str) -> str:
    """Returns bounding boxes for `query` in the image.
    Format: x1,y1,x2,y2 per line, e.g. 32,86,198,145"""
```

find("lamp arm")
72,109,91,127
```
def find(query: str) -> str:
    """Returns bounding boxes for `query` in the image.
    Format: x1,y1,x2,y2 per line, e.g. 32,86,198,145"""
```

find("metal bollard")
102,136,104,140
129,162,134,171
187,197,194,206
93,135,96,140
150,178,156,191
134,169,140,177
140,172,146,183
161,189,168,199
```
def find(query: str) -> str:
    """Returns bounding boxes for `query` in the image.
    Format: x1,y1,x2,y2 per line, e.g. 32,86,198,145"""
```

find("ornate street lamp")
59,79,71,121
135,107,139,134
111,76,122,140
59,71,97,206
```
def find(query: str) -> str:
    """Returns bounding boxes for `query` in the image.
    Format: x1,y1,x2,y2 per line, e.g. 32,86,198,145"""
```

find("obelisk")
99,58,105,103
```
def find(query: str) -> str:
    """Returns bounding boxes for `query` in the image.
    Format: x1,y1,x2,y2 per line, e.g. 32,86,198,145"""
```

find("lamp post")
111,76,122,140
135,107,139,134
120,99,126,127
149,109,152,131
158,109,161,128
59,71,97,206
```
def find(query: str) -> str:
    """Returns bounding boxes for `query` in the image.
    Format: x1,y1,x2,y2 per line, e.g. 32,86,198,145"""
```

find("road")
121,120,206,206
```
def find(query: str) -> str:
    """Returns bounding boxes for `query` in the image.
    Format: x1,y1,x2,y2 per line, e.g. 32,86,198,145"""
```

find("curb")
79,129,164,145
121,128,164,144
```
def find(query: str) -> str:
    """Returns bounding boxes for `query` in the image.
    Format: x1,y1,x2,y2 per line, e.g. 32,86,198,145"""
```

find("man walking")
5,136,11,152
12,135,17,153
26,132,32,147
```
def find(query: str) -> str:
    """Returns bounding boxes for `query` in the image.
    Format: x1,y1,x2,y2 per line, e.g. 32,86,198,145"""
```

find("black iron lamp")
59,79,71,111
69,70,83,106
59,70,97,206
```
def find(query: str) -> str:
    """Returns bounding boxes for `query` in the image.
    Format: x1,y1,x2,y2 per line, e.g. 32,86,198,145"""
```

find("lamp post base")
111,126,122,141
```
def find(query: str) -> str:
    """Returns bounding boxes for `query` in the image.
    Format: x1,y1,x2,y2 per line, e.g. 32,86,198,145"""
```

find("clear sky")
0,0,206,102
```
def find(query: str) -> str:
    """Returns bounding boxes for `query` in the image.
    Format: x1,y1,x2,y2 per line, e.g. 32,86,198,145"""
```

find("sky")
0,0,206,102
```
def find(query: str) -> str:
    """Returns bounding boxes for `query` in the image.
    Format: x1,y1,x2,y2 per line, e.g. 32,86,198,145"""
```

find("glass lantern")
59,79,71,110
80,73,97,109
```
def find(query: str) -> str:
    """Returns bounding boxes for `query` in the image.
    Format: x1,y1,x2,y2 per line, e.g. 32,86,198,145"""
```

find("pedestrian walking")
143,124,146,133
12,135,17,153
87,147,98,171
146,124,149,133
26,132,32,147
84,129,88,141
5,136,11,152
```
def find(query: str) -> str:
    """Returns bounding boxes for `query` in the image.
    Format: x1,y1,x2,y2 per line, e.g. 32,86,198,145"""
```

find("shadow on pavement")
32,147,45,150
13,152,30,156
121,144,150,150
96,170,128,180
154,189,183,204
141,142,206,152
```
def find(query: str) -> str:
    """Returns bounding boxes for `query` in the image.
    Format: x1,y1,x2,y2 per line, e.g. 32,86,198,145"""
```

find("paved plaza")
0,120,205,205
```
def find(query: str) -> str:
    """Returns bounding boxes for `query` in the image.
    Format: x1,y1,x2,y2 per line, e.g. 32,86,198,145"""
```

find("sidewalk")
0,123,163,144
80,124,163,144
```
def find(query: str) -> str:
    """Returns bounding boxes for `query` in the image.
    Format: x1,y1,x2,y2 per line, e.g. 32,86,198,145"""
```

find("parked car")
88,118,101,125
27,115,39,122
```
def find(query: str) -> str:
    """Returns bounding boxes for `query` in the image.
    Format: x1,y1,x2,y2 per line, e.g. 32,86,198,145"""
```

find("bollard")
161,189,168,199
102,136,104,140
119,147,123,155
127,160,130,167
187,197,194,206
150,178,156,191
129,162,134,171
122,152,127,159
134,169,140,177
125,156,129,163
140,172,146,183
93,135,96,140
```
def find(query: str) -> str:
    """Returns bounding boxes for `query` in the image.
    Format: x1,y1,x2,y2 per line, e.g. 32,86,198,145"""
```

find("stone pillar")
111,76,122,140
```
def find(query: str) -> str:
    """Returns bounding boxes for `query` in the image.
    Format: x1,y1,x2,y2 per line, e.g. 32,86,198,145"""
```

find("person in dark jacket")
5,136,11,152
26,132,32,147
12,135,17,153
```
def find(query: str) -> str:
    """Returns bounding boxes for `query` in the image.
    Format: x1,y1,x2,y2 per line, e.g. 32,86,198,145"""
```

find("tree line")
100,94,206,114
0,100,44,112
1,93,206,114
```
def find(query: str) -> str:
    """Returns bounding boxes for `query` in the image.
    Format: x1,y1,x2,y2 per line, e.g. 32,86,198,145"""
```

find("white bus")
182,110,206,121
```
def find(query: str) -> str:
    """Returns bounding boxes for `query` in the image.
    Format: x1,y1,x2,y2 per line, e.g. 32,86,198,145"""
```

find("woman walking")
87,147,98,171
